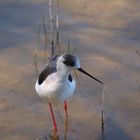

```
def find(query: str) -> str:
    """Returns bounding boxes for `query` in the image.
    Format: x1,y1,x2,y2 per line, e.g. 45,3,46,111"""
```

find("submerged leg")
49,102,57,134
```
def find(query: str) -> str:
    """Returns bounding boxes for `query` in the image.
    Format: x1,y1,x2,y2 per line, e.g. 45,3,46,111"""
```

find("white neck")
56,58,71,81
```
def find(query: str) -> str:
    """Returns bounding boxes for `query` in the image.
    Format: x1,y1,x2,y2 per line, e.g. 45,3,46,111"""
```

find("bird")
35,53,103,135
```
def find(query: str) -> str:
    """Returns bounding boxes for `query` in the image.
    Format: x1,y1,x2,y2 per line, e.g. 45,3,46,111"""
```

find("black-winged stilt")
35,53,103,135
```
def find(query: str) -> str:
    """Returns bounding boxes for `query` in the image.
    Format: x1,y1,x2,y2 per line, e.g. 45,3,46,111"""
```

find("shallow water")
0,0,140,140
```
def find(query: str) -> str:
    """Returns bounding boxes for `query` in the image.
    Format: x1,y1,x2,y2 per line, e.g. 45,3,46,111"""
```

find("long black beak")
77,68,103,84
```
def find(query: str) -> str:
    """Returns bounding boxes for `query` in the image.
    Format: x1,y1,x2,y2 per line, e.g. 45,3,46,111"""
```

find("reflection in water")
36,134,59,140
101,110,105,140
64,101,68,140
64,117,68,140
49,133,59,140
36,101,69,140
35,116,68,140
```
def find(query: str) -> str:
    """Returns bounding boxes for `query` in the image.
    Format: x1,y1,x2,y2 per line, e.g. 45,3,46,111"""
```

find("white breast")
35,73,76,102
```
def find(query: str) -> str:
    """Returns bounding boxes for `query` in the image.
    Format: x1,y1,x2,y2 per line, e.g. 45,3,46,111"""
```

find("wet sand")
0,0,140,140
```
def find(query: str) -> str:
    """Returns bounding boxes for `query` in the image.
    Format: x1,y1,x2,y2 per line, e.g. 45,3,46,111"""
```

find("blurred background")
0,0,140,140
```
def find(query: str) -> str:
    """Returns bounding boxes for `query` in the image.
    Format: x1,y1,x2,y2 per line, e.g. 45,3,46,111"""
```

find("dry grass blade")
49,0,53,36
56,0,59,30
33,24,41,77
67,39,70,54
37,24,41,44
51,40,55,56
72,47,77,55
49,0,55,56
33,49,39,77
139,84,140,95
56,0,60,53
136,50,140,57
101,85,107,140
42,16,48,65
136,50,140,97
56,31,60,53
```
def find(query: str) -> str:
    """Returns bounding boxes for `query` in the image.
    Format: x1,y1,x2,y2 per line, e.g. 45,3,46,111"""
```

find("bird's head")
62,54,80,69
59,54,103,84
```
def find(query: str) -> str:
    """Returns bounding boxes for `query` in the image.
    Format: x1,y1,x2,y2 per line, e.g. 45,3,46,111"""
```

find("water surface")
0,1,140,140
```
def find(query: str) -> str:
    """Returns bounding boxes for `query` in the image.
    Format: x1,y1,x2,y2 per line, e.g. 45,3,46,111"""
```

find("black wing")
38,56,58,85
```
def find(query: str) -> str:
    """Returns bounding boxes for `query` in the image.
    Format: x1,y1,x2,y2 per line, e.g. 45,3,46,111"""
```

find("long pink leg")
49,102,57,134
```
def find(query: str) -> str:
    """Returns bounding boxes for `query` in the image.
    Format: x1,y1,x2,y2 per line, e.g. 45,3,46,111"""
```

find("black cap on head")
63,54,76,67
